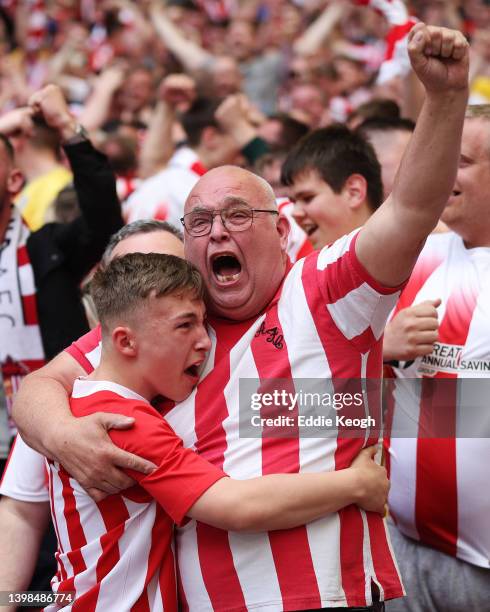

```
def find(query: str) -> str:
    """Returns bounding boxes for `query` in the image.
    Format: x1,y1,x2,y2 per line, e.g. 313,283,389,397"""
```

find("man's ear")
342,174,367,210
276,213,290,252
112,326,138,358
6,168,24,198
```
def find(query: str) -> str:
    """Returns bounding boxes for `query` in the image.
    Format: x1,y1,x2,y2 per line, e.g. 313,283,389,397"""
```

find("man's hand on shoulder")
49,412,157,501
408,23,469,94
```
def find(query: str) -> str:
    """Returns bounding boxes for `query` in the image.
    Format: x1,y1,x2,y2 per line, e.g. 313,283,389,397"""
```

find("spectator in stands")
8,114,72,230
281,125,383,249
357,117,415,197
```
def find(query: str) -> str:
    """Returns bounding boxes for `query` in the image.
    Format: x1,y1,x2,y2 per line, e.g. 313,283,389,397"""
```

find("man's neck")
19,152,62,182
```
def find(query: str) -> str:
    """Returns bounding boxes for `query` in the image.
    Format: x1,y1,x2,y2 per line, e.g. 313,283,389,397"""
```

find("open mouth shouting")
211,252,243,285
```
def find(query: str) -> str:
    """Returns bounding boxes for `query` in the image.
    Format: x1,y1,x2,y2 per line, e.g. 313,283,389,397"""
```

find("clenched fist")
408,23,469,93
383,299,441,362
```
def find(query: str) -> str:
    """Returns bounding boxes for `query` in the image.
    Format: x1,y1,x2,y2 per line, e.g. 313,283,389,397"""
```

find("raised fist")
28,84,74,135
408,23,469,93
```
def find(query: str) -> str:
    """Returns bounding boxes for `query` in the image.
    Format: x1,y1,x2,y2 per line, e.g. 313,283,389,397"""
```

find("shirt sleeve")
0,435,50,502
308,229,407,352
108,402,226,526
65,325,102,374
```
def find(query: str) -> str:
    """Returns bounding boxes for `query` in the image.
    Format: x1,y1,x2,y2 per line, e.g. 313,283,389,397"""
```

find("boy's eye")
177,322,191,330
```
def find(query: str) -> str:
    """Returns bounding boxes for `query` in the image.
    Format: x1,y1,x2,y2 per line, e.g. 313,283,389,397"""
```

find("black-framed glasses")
180,205,279,237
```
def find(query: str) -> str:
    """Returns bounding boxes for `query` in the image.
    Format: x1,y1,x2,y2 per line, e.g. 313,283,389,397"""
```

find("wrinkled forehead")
185,175,275,213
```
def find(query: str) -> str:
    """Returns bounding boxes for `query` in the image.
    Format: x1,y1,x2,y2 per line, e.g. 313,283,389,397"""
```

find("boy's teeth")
217,272,240,282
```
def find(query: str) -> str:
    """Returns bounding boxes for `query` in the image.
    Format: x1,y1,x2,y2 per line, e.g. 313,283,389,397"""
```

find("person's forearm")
191,469,362,531
238,470,363,530
79,84,115,132
0,497,51,608
293,2,345,57
392,88,468,230
138,101,176,178
152,11,213,74
13,372,73,457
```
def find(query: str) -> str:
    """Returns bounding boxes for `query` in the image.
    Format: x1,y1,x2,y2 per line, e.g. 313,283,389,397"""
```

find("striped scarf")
0,206,45,435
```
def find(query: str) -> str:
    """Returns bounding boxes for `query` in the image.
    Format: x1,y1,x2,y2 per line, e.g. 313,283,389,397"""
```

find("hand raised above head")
408,23,470,94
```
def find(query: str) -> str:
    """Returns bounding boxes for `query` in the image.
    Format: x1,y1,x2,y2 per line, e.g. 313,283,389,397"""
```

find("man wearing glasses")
12,24,469,612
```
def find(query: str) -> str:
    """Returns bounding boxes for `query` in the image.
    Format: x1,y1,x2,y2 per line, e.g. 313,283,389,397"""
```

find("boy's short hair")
281,124,383,212
180,98,221,147
356,116,416,136
91,253,203,334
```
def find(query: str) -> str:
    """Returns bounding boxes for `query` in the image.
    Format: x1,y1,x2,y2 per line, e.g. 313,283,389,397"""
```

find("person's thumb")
97,413,135,432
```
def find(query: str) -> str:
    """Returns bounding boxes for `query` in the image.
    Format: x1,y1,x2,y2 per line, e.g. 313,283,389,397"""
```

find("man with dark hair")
357,117,416,197
281,125,383,249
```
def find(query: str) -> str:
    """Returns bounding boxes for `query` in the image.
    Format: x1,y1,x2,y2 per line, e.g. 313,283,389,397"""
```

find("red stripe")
295,238,314,261
384,21,416,61
22,294,38,325
190,160,207,176
415,285,478,557
193,322,248,610
391,254,444,318
17,245,29,266
250,302,322,609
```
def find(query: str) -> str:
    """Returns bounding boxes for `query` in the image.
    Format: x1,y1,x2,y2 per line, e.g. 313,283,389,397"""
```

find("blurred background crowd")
0,0,489,231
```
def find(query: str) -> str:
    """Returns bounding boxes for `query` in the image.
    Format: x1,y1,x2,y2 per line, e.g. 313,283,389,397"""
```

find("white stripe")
69,477,103,596
86,342,102,369
387,379,421,541
95,499,155,610
221,316,266,477
316,231,357,271
360,509,377,603
72,378,147,402
455,438,490,567
50,464,75,577
176,521,214,611
327,282,397,341
18,263,36,296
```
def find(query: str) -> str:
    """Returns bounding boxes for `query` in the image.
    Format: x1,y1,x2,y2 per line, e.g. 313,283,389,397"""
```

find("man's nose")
209,212,230,240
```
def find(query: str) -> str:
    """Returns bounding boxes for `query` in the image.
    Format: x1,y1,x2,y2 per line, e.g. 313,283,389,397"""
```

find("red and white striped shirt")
46,379,225,611
65,230,405,610
385,232,490,568
122,147,207,227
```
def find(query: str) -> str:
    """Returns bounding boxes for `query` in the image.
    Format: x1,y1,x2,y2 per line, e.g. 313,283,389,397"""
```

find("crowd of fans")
0,1,489,612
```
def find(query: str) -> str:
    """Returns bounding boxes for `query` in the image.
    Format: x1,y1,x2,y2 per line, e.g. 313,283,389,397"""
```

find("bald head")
185,165,277,214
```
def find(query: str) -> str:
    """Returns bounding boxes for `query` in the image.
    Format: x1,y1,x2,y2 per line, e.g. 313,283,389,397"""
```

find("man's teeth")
217,272,240,282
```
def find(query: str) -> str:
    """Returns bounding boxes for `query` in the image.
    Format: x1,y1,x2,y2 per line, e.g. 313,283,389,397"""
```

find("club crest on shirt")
254,321,284,350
